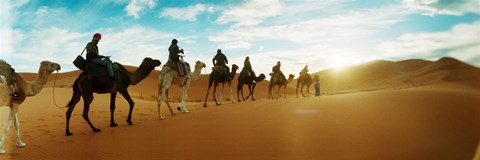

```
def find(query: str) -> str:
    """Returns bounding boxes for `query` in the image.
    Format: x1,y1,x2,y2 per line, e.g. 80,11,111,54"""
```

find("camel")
156,61,206,120
237,70,266,102
267,73,295,99
203,64,239,107
296,72,313,98
65,57,161,136
0,61,61,154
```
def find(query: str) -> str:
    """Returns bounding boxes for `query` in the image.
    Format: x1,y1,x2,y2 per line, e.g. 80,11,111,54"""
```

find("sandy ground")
1,57,480,160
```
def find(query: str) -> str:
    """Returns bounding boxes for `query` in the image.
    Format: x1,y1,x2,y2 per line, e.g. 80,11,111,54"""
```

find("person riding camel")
300,65,309,76
85,33,115,80
272,61,284,77
168,39,188,76
243,56,257,82
212,49,231,80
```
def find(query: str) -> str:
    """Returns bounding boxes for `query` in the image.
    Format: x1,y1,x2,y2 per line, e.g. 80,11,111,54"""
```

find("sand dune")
1,57,479,159
293,57,480,95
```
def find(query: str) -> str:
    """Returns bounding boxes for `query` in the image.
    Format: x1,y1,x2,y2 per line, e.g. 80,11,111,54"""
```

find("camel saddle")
213,65,231,80
239,68,251,79
0,60,16,85
164,60,189,77
85,62,119,79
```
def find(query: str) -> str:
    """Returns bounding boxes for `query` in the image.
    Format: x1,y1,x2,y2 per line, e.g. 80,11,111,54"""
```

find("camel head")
140,57,161,69
288,74,295,80
195,61,206,70
40,61,61,73
231,64,239,72
257,73,266,82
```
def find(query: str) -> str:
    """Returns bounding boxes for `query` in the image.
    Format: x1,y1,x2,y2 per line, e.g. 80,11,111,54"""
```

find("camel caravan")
0,33,321,154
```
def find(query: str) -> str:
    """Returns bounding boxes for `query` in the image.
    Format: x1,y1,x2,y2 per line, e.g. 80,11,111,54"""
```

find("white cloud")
218,41,253,50
159,4,209,21
376,21,480,65
1,0,30,57
125,0,156,19
210,5,410,48
94,26,176,67
403,0,480,16
216,0,283,26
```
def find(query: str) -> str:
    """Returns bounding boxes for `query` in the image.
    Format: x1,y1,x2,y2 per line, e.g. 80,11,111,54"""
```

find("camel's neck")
230,69,238,78
22,68,52,96
126,65,154,85
254,76,264,82
191,67,202,80
286,77,294,85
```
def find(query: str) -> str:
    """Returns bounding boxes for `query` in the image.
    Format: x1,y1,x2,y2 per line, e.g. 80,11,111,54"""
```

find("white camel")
0,61,60,154
157,61,206,119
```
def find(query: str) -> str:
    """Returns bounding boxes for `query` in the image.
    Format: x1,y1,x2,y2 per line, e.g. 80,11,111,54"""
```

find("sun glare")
330,58,356,71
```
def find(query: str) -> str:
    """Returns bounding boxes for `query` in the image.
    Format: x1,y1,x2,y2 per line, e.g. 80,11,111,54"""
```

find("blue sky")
1,0,479,75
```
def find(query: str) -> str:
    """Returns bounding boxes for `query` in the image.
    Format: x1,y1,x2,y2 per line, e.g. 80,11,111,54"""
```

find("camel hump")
0,60,16,85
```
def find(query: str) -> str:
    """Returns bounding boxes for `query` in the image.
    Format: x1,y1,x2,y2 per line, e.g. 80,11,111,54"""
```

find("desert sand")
1,57,480,160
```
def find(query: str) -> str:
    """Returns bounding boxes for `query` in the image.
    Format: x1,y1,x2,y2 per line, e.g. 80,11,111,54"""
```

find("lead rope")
52,70,66,108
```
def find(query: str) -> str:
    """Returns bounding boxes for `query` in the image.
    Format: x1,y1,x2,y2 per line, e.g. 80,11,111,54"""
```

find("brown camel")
157,61,206,120
65,57,160,136
296,72,313,98
0,61,61,154
203,64,239,107
237,70,266,102
268,73,295,99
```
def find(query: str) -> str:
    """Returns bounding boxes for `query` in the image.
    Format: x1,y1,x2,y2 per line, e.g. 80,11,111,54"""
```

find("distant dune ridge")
292,57,480,95
2,57,478,159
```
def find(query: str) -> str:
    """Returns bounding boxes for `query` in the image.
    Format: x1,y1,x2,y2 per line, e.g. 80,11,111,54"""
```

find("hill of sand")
1,57,479,159
290,57,480,95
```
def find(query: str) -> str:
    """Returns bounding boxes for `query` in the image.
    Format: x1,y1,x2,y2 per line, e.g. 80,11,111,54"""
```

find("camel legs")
301,84,306,98
296,82,300,98
81,94,101,133
203,78,214,107
178,85,189,113
229,82,236,104
164,90,175,115
119,88,135,125
237,83,244,102
65,81,82,136
213,83,220,106
267,85,273,99
109,92,118,127
13,114,26,148
0,104,24,154
245,84,252,100
219,83,224,105
248,83,256,101
276,86,281,99
157,86,165,120
157,87,174,120
65,95,80,136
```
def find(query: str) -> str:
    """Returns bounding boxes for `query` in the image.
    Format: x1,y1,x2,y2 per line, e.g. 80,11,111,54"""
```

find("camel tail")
66,78,81,108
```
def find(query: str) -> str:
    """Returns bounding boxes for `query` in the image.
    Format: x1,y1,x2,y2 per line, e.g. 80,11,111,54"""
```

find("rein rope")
52,71,66,108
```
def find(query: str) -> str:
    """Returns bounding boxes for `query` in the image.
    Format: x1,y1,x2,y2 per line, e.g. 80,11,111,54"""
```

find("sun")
329,57,356,71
